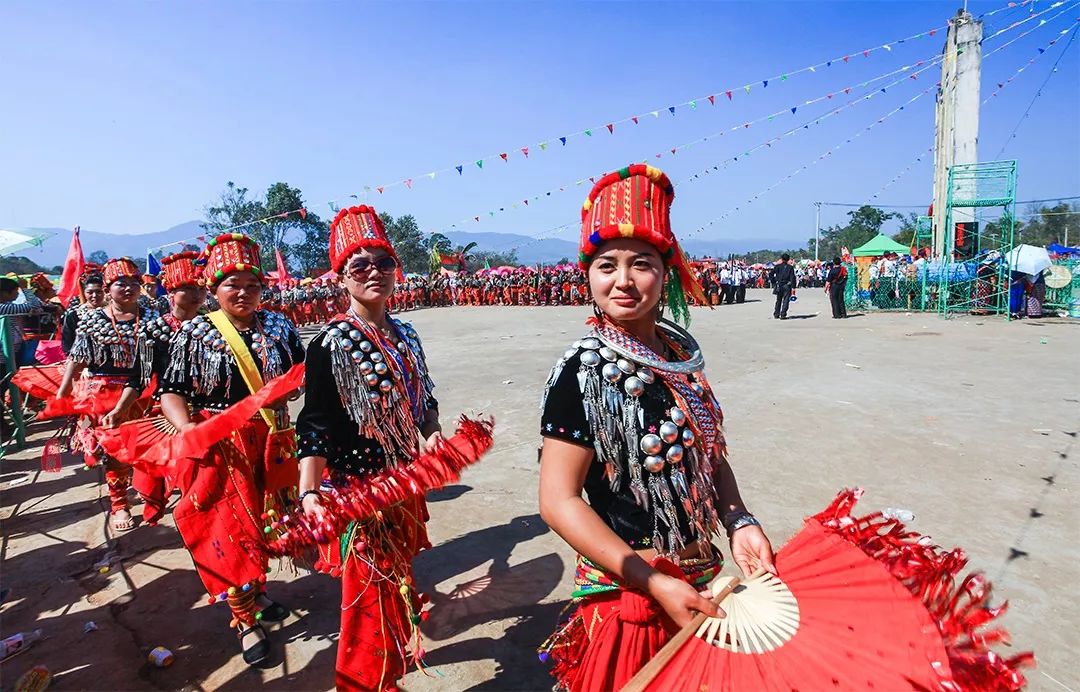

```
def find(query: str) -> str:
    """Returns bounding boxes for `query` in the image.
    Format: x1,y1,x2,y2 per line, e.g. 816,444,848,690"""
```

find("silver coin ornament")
374,362,389,375
371,352,384,363
681,428,696,446
359,360,374,375
616,358,636,375
339,338,353,351
669,408,687,426
659,421,680,444
397,342,408,352
581,338,601,350
580,350,601,368
640,434,663,456
359,341,373,353
564,348,578,360
624,376,645,398
378,379,393,393
368,391,381,403
643,455,665,473
337,322,351,331
665,444,684,464
599,347,617,362
637,367,655,384
350,350,365,363
602,362,622,383
327,327,342,339
348,329,363,341
364,373,379,387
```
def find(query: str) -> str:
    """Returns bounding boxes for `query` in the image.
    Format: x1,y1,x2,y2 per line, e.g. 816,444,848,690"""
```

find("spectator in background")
61,273,106,354
825,257,848,319
770,254,797,319
0,277,45,364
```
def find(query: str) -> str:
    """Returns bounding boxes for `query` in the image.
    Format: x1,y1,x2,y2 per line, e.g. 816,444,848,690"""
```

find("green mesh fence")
1044,259,1080,316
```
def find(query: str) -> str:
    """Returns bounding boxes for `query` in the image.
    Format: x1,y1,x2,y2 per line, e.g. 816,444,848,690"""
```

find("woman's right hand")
647,572,722,628
301,492,328,524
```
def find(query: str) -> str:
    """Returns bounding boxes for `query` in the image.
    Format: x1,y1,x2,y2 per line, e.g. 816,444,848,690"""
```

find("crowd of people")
0,165,1030,692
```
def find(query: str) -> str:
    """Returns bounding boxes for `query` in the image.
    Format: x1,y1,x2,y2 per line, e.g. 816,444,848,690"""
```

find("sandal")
238,624,270,665
257,600,290,623
111,509,135,532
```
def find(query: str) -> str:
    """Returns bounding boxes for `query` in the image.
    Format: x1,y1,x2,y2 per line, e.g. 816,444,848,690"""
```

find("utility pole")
931,9,982,258
814,202,822,261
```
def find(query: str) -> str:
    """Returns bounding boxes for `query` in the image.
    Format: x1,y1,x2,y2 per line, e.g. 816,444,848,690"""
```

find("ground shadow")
428,484,473,503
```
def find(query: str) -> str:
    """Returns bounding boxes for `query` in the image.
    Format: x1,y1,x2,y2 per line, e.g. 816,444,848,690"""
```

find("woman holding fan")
295,205,442,691
537,165,775,692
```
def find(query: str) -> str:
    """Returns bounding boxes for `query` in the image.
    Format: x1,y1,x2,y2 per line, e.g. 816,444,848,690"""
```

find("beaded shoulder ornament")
134,313,182,388
541,317,726,556
318,311,436,466
70,305,159,371
164,309,298,399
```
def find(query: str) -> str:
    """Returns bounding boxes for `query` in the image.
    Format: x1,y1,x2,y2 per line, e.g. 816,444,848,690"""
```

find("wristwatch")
722,510,761,537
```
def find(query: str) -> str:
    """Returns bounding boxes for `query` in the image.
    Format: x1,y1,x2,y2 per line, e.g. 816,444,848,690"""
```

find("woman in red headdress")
537,165,776,692
296,205,443,691
55,258,160,532
156,234,304,665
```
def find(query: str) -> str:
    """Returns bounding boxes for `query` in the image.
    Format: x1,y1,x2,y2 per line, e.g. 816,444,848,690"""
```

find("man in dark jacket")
825,258,848,318
770,255,797,319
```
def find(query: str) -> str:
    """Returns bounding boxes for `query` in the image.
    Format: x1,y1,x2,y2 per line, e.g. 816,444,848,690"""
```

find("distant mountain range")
13,222,805,268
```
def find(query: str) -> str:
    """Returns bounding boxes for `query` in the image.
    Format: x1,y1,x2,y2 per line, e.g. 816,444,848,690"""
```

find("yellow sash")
207,310,277,432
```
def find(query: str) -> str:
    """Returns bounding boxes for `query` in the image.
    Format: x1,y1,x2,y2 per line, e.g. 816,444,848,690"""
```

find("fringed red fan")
625,489,1034,692
259,416,495,558
96,364,305,467
11,364,66,401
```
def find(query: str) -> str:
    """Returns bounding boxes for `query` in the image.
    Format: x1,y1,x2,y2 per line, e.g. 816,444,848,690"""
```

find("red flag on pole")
57,227,84,307
275,248,291,287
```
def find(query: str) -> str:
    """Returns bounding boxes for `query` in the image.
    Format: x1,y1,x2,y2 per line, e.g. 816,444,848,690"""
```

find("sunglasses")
346,256,398,277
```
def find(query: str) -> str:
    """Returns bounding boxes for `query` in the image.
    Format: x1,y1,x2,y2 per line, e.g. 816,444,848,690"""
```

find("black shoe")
773,315,780,319
257,601,290,623
239,624,270,665
780,316,788,320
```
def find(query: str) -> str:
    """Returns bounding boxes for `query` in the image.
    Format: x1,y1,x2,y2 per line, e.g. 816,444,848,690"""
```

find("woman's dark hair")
81,273,104,287
833,257,842,265
0,278,19,293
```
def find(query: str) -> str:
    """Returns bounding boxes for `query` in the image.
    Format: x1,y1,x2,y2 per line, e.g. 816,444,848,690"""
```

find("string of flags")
869,147,935,202
153,207,311,252
430,50,948,235
983,24,1076,104
330,1,1037,201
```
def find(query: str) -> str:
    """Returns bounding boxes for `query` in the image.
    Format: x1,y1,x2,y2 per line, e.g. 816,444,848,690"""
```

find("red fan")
96,364,305,467
11,364,65,401
625,490,1034,692
261,416,495,557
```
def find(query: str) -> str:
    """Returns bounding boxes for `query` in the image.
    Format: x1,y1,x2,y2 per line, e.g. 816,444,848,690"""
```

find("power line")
817,195,1080,208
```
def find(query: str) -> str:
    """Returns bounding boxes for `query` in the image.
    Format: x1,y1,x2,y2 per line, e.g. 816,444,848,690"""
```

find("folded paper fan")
260,416,494,558
96,364,305,467
12,364,66,401
625,489,1034,692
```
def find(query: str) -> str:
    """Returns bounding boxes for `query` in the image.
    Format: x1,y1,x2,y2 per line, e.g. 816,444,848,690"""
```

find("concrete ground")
1,290,1077,691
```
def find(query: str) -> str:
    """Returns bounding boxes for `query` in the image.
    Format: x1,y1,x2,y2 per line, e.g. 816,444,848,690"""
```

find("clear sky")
2,0,1077,248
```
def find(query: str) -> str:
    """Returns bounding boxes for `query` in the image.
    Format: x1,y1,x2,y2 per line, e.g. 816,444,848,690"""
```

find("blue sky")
2,1,1077,249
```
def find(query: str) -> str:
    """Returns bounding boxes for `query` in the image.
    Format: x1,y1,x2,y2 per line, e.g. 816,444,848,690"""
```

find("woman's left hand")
730,525,777,577
423,431,444,453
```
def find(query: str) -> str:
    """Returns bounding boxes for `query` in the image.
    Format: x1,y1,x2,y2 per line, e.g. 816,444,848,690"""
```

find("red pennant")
404,179,412,189
377,187,384,194
521,147,529,158
606,123,614,134
843,55,850,63
827,93,834,99
929,29,936,36
632,116,639,124
725,90,733,100
671,148,676,155
299,207,308,219
57,227,84,308
500,153,508,162
196,235,205,243
708,95,715,105
863,50,870,58
744,123,750,128
844,87,852,94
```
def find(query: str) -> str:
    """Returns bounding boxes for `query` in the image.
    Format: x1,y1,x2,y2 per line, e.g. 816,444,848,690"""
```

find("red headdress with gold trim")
102,258,140,286
160,251,204,290
329,205,398,273
579,164,706,323
199,233,264,288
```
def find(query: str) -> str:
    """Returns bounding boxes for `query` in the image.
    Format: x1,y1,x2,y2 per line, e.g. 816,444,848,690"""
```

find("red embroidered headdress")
200,233,264,288
329,205,398,273
102,258,140,285
160,251,204,290
579,164,705,323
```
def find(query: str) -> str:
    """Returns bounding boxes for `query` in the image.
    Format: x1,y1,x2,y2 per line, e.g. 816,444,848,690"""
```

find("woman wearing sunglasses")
55,257,159,533
295,205,442,690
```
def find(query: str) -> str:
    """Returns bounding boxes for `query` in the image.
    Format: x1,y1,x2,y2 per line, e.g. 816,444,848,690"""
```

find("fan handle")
622,568,766,692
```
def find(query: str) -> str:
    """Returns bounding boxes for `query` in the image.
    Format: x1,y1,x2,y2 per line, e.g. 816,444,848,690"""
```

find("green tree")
1016,202,1078,246
0,256,62,275
87,250,109,265
470,248,519,269
807,205,899,260
891,212,921,247
379,213,429,274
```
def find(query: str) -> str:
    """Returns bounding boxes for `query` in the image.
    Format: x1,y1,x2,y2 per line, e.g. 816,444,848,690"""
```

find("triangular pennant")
523,200,528,205
585,129,592,136
404,179,412,189
843,55,850,63
827,60,832,67
500,153,508,161
707,95,715,105
781,74,788,81
863,50,870,57
539,142,548,150
726,90,733,100
762,80,768,88
790,107,797,114
668,106,675,115
476,160,484,168
377,187,384,194
299,207,307,219
428,172,436,179
559,137,567,145
474,216,480,222
456,165,463,175
632,116,639,124
521,147,529,157
671,148,676,155
651,111,659,118
689,100,697,109
744,85,751,94
844,87,851,94
827,93,834,99
607,123,614,133
809,66,816,72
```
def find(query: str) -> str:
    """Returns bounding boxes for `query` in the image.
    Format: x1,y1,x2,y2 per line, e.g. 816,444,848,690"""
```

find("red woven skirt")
315,493,431,691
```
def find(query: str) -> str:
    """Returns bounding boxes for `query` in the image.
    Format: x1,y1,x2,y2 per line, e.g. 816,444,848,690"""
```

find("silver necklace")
591,318,705,375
